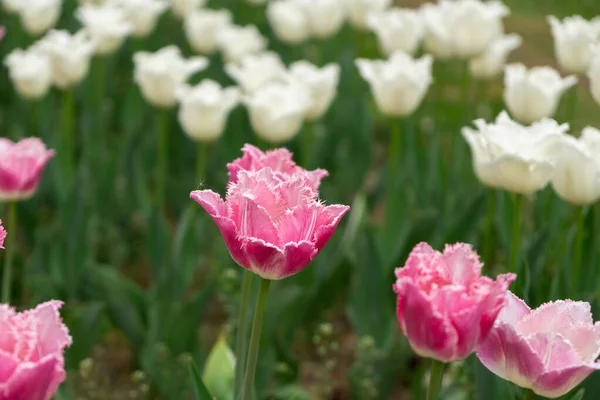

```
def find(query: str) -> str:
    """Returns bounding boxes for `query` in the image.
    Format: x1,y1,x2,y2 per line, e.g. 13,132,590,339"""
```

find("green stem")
241,277,271,400
60,90,74,190
524,389,536,400
483,190,496,263
2,202,17,304
509,194,523,273
386,119,402,216
234,271,254,398
572,207,586,294
156,111,169,211
426,359,446,400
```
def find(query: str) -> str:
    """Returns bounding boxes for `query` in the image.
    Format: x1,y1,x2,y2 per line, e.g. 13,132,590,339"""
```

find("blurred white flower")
551,127,600,205
355,51,433,117
4,47,52,99
588,46,600,107
504,63,577,125
345,0,391,30
225,52,286,93
267,0,309,45
286,60,339,121
110,0,168,38
76,4,132,55
548,15,600,75
469,33,522,80
217,25,268,64
171,0,205,19
290,0,345,39
367,8,423,57
177,80,240,142
2,0,21,13
36,29,95,89
16,0,62,37
420,2,455,60
462,111,565,195
184,9,232,55
244,81,310,143
133,45,208,108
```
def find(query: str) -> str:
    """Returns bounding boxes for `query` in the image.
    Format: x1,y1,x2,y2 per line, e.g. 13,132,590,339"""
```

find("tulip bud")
356,51,433,118
216,25,268,64
345,0,391,30
134,45,208,109
176,80,240,142
172,0,206,19
184,9,232,55
286,60,339,121
367,8,423,57
290,0,345,39
548,15,600,75
4,47,52,100
15,0,62,37
225,51,286,93
267,0,309,45
109,0,168,38
75,4,132,55
469,34,522,80
504,63,577,125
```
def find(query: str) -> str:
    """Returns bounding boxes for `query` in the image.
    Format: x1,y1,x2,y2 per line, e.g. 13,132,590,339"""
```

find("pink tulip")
0,138,55,201
191,167,349,280
227,144,328,190
0,301,72,400
393,242,516,362
0,220,5,249
0,27,4,41
477,292,600,398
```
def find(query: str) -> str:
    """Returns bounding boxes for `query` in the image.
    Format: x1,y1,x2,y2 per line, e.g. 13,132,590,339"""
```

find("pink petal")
242,238,286,280
312,205,350,252
497,291,531,325
441,243,483,285
0,351,18,382
230,196,279,243
394,242,438,281
0,219,6,249
533,364,597,398
527,332,582,371
0,355,64,400
516,301,593,338
280,241,317,279
27,301,71,361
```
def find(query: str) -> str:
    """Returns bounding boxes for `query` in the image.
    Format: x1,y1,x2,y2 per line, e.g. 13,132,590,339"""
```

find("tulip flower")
267,0,309,45
420,2,455,60
2,0,19,13
14,0,62,37
133,45,208,109
216,25,268,64
367,8,423,57
75,4,132,55
171,0,205,19
477,292,600,398
225,52,287,93
110,0,168,38
0,26,4,41
548,15,600,75
587,45,600,107
184,9,233,55
345,0,391,30
356,51,433,118
469,34,522,80
4,47,52,100
286,60,340,121
289,0,345,39
504,63,577,125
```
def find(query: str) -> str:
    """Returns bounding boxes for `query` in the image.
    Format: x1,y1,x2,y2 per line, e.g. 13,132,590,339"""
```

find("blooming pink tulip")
393,242,516,362
0,301,72,400
191,167,349,280
477,292,600,398
0,138,55,201
227,144,328,190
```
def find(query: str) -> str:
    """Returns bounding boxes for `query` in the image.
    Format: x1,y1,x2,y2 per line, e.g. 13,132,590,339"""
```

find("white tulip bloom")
267,0,309,45
225,52,286,93
504,63,577,125
286,61,339,121
356,51,433,117
184,9,232,55
4,48,52,100
109,0,168,38
177,80,240,142
133,45,208,109
171,0,205,19
462,111,565,195
244,81,310,143
216,25,268,64
420,2,455,60
2,0,21,13
551,127,600,205
76,5,132,55
36,29,95,89
548,15,600,75
588,46,600,107
290,0,345,39
367,8,423,57
16,0,62,37
469,33,522,80
345,0,391,30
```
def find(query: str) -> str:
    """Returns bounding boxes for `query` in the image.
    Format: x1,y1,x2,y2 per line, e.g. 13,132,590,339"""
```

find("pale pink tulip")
0,138,55,201
191,167,349,280
477,292,600,398
0,301,72,400
227,144,328,190
393,242,516,362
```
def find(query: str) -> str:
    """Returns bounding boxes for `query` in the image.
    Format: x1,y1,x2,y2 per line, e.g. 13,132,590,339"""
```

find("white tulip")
462,111,565,195
109,0,168,38
355,51,433,117
225,52,286,93
76,5,132,55
36,29,95,89
588,46,600,107
16,0,62,37
216,25,268,64
244,81,310,143
551,127,600,205
4,48,52,100
286,60,339,121
133,45,208,109
184,9,232,55
367,8,423,57
2,0,21,13
548,15,600,75
345,0,391,30
267,0,309,45
176,80,240,142
171,0,205,19
469,33,522,80
421,2,455,60
290,0,345,39
504,63,577,125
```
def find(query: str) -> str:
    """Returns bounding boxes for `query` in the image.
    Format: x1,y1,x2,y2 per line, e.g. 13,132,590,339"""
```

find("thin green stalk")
572,207,586,294
509,194,523,273
2,202,17,304
234,271,254,398
196,142,209,183
524,389,536,400
426,359,446,400
483,190,496,263
241,277,271,400
156,110,169,211
386,119,402,217
301,123,313,169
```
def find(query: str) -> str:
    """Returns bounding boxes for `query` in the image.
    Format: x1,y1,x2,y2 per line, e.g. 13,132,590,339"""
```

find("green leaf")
203,336,235,400
271,385,312,400
189,360,213,400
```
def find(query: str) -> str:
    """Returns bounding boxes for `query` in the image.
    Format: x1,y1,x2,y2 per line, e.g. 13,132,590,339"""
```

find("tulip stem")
386,119,402,216
524,389,537,400
509,194,523,273
572,207,586,294
234,270,254,398
156,111,169,212
426,359,446,400
241,277,271,400
483,190,496,263
2,202,17,304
